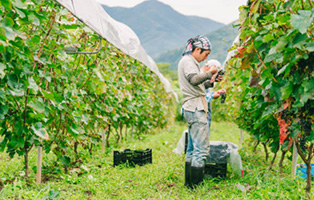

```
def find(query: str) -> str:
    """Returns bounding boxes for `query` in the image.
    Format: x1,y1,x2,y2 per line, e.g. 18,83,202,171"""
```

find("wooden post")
240,129,243,145
291,141,298,176
36,145,43,184
131,125,134,139
102,129,105,153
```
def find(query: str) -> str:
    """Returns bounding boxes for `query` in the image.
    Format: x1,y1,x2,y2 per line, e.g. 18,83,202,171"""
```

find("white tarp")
173,130,243,177
55,0,176,98
222,34,240,69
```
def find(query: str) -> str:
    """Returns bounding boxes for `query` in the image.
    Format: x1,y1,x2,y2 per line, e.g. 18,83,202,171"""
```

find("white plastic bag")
173,130,188,154
173,131,243,176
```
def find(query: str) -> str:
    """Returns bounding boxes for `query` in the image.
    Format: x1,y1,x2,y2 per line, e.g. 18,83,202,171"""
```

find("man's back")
178,55,206,112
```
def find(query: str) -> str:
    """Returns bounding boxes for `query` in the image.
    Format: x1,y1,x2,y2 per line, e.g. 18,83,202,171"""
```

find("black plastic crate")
184,134,230,164
206,143,230,164
204,163,227,178
184,130,188,154
113,148,152,167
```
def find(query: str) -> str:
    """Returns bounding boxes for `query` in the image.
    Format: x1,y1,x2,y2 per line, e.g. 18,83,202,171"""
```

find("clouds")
96,0,247,24
162,0,248,24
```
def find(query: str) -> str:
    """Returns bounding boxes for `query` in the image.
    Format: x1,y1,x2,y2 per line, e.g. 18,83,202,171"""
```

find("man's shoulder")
179,55,194,66
181,55,193,61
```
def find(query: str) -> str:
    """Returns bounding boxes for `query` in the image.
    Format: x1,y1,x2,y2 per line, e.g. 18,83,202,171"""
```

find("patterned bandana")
182,35,212,56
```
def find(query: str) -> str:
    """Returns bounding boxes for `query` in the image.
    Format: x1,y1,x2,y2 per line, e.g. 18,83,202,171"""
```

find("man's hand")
202,64,218,74
216,74,224,82
201,64,210,73
213,89,226,99
217,89,226,94
210,75,216,83
209,65,218,75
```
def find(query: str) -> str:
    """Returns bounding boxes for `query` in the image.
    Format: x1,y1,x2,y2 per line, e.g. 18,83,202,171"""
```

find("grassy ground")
0,121,312,199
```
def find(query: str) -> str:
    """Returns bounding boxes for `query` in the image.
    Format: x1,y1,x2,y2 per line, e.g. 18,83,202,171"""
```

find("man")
201,59,226,137
178,35,218,188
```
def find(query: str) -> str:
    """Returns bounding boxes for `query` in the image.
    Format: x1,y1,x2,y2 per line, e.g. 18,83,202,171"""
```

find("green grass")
0,121,312,199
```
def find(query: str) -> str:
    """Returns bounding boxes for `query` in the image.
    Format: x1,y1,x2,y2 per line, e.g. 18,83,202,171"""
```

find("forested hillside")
155,22,239,70
101,0,224,58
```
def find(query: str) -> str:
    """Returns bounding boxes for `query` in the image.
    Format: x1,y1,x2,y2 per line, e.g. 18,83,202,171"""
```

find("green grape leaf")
15,8,26,18
299,91,312,105
60,155,71,166
12,0,27,9
277,64,289,76
28,77,39,91
263,34,274,43
291,10,313,34
3,17,14,27
1,0,12,10
0,89,6,101
281,82,293,100
302,79,314,92
251,0,261,14
264,52,282,63
9,89,24,97
4,26,16,40
28,99,45,113
40,89,54,101
305,43,314,52
0,63,6,79
274,37,287,51
0,104,8,120
31,124,49,140
28,14,40,26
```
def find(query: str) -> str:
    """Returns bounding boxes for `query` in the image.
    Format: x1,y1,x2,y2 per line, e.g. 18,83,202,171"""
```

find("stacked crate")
205,143,229,178
113,148,152,167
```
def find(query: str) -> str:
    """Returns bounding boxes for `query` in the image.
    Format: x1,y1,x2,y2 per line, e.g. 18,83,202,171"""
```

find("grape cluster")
221,93,227,104
281,107,296,122
299,101,313,134
300,136,307,151
298,52,314,75
308,52,314,74
297,101,314,151
289,52,314,77
299,117,312,136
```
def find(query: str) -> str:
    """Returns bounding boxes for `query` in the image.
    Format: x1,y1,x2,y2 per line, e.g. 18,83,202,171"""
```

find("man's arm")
187,71,213,86
204,80,214,89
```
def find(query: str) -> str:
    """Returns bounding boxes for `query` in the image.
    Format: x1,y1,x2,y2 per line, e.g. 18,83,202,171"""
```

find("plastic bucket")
296,164,314,179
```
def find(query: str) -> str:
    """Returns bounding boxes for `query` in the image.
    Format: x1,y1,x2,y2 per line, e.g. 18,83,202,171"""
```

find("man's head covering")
182,35,212,56
205,59,221,69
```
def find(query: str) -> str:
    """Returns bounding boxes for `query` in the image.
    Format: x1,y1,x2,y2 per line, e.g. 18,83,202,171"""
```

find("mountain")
155,22,239,70
101,0,225,58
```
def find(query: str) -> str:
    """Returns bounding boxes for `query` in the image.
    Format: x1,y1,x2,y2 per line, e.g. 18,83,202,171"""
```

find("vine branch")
33,11,56,72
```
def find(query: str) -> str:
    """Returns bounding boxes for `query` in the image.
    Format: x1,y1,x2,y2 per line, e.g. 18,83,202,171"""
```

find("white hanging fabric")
55,0,177,99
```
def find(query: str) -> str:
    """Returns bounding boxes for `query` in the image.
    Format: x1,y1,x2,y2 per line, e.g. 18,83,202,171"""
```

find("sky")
96,0,248,24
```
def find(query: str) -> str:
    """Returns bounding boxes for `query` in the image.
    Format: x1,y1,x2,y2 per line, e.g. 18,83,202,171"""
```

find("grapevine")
221,0,314,196
0,0,175,182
